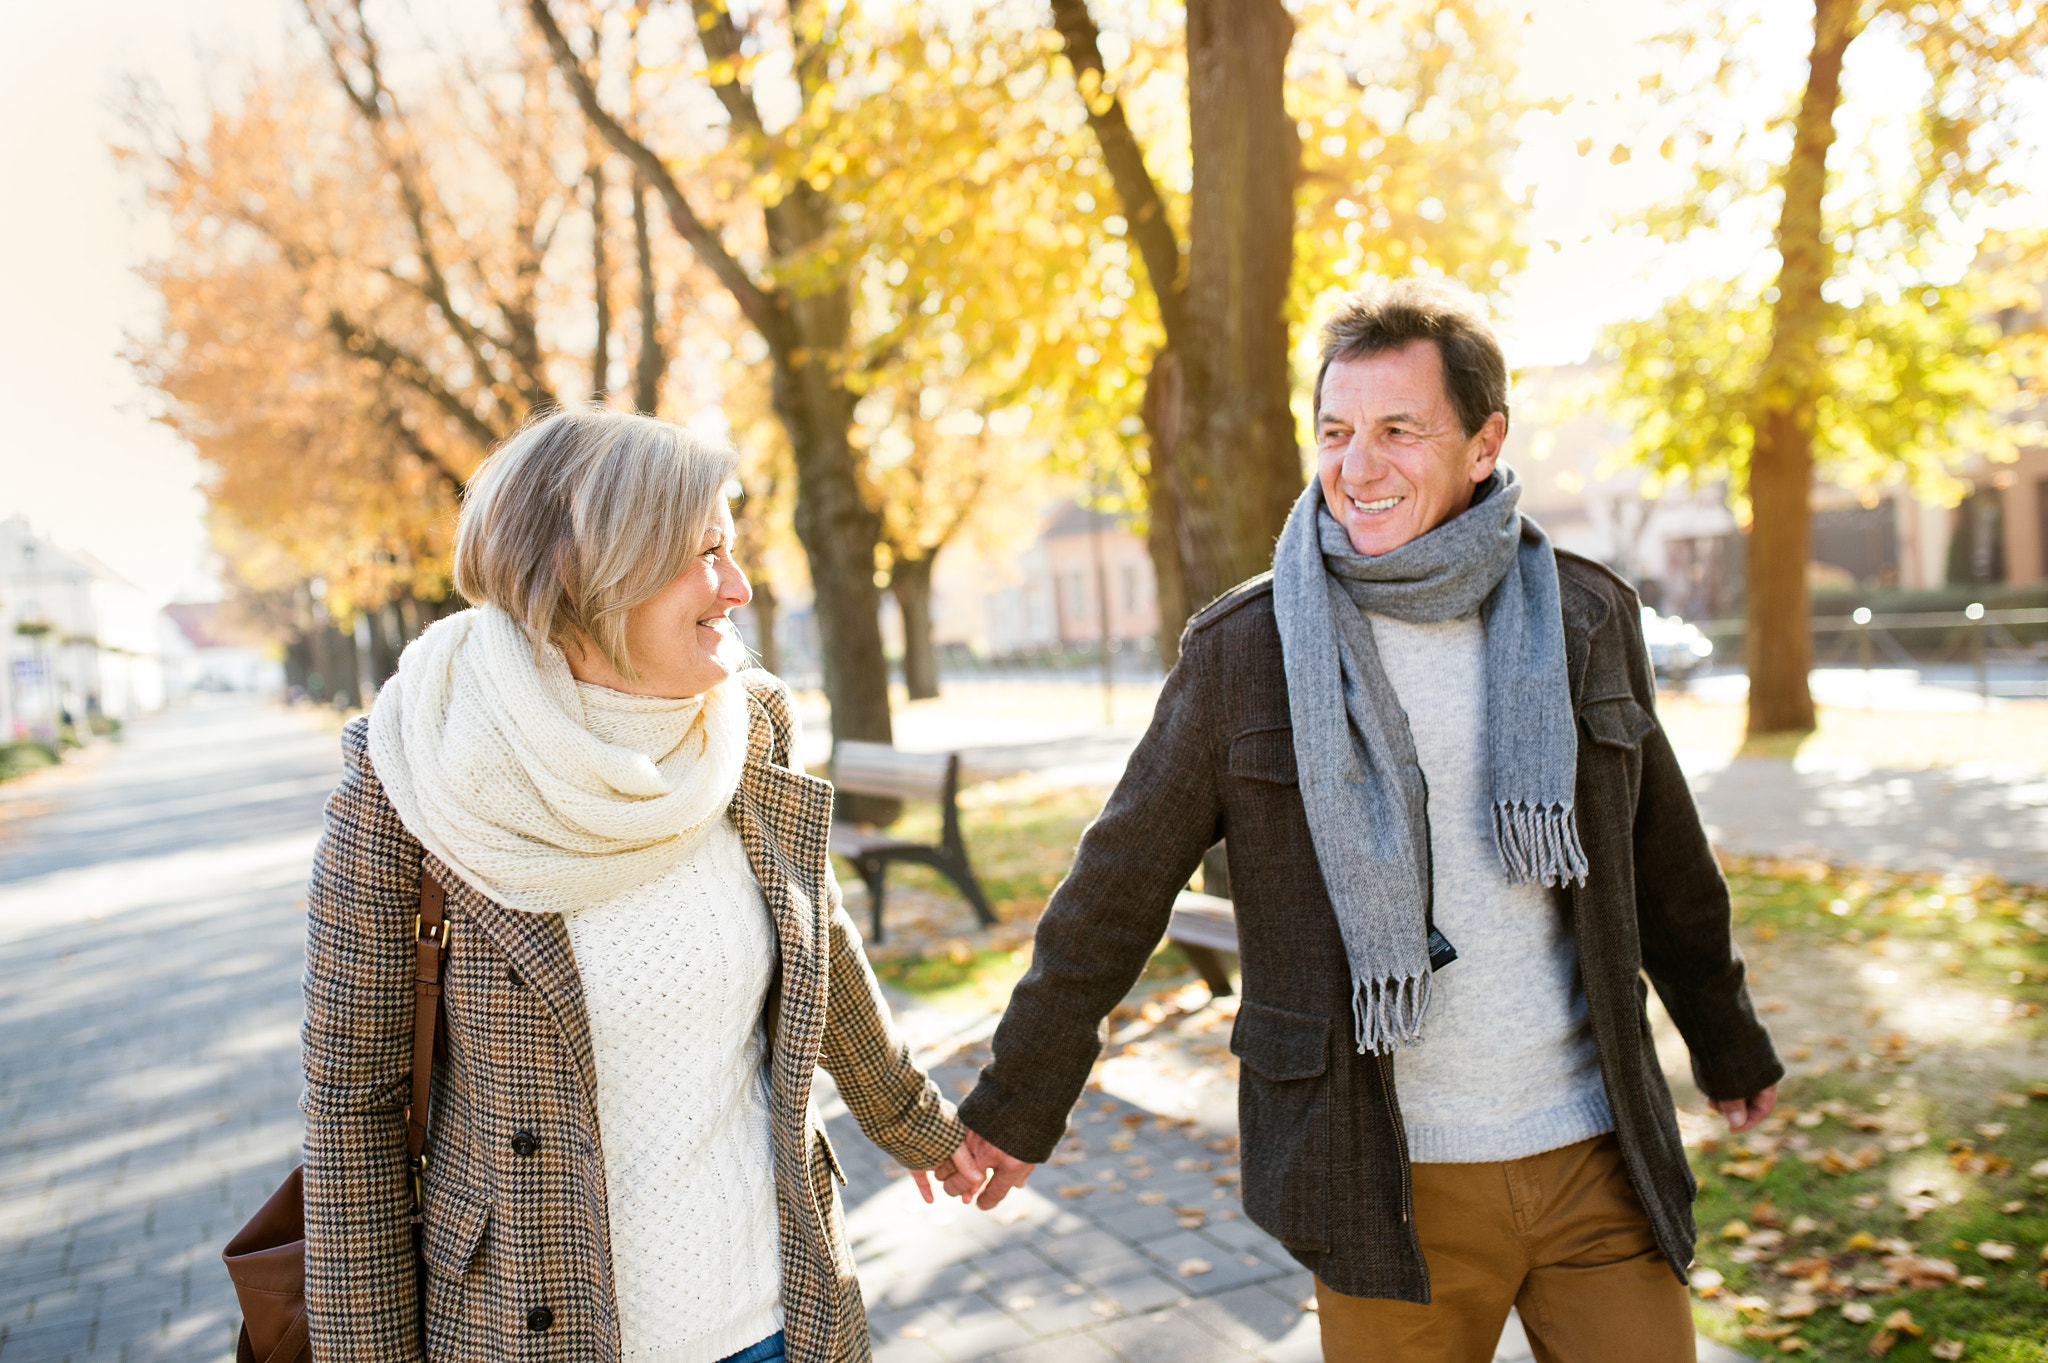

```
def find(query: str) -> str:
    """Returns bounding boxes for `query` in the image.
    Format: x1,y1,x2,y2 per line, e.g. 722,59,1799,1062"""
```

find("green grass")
0,739,60,781
1692,860,2048,1359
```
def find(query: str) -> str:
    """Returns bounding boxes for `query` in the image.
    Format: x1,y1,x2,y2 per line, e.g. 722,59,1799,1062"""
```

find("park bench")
1166,889,1239,997
828,741,996,943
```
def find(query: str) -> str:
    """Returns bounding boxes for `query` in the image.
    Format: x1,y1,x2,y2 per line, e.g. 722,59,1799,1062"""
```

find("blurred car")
1640,606,1714,681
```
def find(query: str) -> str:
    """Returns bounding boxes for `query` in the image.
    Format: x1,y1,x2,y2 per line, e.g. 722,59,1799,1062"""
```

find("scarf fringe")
1492,799,1589,888
1351,971,1432,1054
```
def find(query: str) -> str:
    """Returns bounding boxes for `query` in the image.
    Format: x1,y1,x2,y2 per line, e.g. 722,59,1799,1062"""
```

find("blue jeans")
718,1332,786,1363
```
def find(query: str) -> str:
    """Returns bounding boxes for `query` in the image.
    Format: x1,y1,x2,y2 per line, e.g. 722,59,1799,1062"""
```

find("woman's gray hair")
452,406,739,682
1313,279,1509,438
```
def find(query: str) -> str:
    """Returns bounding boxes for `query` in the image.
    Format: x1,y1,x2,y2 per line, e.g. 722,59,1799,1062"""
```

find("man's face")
1316,340,1506,557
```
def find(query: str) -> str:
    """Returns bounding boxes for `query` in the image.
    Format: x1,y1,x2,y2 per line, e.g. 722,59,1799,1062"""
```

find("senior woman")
302,408,974,1363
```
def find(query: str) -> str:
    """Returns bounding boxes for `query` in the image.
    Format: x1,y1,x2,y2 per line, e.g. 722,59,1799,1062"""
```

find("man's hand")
928,1128,1037,1210
1713,1084,1777,1133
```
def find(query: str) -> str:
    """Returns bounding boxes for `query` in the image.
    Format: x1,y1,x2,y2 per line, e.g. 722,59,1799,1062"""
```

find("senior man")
944,280,1781,1362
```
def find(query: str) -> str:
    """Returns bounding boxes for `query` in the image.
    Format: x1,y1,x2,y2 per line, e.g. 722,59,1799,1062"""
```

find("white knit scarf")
365,605,751,917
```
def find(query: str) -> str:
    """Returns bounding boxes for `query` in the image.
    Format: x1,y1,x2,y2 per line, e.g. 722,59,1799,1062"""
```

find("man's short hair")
1313,279,1509,438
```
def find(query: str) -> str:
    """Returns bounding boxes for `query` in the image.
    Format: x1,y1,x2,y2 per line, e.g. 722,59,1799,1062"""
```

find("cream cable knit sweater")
567,815,782,1363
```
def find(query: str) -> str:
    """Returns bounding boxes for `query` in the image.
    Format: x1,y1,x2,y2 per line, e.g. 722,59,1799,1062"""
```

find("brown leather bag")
223,872,452,1363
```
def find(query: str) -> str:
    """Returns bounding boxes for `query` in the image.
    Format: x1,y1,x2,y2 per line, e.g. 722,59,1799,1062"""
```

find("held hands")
1713,1083,1777,1134
909,1129,1037,1211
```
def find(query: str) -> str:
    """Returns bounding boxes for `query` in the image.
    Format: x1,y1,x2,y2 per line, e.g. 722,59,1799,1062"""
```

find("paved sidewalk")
0,697,334,1363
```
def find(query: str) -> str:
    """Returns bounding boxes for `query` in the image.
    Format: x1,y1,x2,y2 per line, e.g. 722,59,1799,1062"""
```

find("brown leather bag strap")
404,869,451,1212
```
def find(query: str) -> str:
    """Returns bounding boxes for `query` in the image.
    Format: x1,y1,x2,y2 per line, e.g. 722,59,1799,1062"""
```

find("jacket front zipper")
1375,1051,1415,1225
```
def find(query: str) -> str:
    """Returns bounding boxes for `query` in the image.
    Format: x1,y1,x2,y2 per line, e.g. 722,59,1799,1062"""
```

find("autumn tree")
1047,0,1527,659
530,0,1138,742
1605,0,2042,735
127,2,699,686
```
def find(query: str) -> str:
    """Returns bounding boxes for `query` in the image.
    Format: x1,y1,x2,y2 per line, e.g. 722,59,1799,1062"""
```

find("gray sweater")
1370,610,1613,1163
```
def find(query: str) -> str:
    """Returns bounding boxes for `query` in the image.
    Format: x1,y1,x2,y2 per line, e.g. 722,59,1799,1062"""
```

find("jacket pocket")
815,1123,848,1187
1228,726,1297,785
421,1181,491,1280
1230,1001,1332,1250
1578,695,1657,750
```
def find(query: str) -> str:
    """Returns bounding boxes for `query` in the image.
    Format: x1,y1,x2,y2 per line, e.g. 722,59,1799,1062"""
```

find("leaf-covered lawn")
1690,859,2048,1360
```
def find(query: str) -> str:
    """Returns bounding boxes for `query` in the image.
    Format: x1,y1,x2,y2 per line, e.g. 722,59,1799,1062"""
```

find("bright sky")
0,0,2034,607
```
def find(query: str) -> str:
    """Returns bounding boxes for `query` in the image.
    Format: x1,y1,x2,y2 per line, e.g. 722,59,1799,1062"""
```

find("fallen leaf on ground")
1722,1219,1752,1240
1882,1308,1922,1335
1868,1330,1897,1357
1136,1190,1166,1204
1723,1158,1777,1181
2000,1199,2025,1214
1177,1258,1212,1276
1688,1267,1725,1296
1881,1256,1958,1288
1958,1275,1986,1290
1777,1295,1820,1318
1788,1215,1819,1235
1976,1123,2007,1140
1840,1302,1874,1323
1845,1230,1876,1250
1056,1184,1095,1198
1930,1343,1964,1361
1976,1241,2016,1261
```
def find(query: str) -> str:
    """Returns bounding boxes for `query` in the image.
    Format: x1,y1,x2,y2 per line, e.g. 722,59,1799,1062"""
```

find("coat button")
511,1132,539,1158
526,1306,555,1332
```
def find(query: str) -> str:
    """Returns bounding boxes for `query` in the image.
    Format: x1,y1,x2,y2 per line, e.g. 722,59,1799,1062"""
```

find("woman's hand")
912,1131,1037,1209
911,1140,980,1205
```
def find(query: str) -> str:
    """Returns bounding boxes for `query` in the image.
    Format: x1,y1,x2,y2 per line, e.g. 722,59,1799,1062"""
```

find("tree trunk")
891,552,940,701
1140,349,1191,667
1746,0,1859,737
632,173,664,413
1174,0,1302,615
772,338,893,760
589,158,612,398
748,577,781,679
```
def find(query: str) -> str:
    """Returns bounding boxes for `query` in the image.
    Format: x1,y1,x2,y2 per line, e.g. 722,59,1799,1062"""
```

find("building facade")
0,517,165,741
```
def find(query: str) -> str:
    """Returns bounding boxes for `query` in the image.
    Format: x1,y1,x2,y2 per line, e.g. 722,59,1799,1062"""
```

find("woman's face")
570,500,752,699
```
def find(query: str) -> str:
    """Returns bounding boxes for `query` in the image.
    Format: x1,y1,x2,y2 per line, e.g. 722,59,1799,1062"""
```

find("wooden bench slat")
1168,890,1241,954
831,741,953,800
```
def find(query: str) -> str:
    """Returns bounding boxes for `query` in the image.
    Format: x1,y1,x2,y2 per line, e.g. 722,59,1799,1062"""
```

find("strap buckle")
414,914,452,953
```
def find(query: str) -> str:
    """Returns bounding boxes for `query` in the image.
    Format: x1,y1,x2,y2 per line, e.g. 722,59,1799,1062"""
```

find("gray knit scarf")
1271,465,1586,1055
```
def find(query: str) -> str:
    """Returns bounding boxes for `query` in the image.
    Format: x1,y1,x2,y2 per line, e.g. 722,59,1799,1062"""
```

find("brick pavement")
0,698,335,1363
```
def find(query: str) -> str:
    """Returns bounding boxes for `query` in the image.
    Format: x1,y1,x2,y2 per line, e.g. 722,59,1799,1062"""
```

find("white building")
0,517,166,741
160,602,286,696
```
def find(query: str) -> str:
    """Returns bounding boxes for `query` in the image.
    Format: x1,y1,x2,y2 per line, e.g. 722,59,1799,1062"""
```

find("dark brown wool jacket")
958,553,1782,1301
301,672,963,1362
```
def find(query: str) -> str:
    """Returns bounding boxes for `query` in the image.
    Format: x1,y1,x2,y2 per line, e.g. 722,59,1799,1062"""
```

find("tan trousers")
1316,1133,1695,1363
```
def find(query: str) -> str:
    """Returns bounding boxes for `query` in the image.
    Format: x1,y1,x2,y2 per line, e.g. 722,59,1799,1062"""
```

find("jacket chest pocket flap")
1228,727,1298,785
1230,1000,1330,1081
422,1182,492,1280
1578,695,1657,750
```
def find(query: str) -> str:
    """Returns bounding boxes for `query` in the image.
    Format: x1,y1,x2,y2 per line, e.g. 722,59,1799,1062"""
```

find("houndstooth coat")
300,671,964,1363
